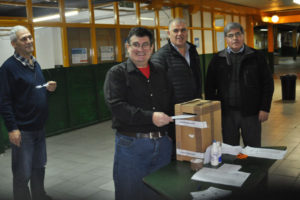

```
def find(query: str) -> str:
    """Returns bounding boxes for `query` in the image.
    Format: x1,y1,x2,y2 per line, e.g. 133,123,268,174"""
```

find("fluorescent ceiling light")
260,29,268,31
140,17,154,21
294,0,300,5
33,10,79,22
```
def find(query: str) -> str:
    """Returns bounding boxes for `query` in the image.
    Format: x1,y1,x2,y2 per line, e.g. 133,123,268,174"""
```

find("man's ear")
125,43,130,50
11,41,16,48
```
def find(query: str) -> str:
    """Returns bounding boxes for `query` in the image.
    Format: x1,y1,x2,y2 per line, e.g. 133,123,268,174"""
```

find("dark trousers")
222,110,261,147
11,129,47,200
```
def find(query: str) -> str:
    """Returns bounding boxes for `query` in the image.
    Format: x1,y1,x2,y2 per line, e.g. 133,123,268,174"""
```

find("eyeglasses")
129,42,151,50
172,28,187,33
226,32,242,39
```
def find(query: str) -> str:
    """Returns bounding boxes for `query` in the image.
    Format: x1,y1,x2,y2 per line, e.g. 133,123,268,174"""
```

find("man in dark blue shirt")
0,25,56,200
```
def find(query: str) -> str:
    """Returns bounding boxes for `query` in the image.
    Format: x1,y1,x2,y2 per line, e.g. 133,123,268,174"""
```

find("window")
94,3,115,24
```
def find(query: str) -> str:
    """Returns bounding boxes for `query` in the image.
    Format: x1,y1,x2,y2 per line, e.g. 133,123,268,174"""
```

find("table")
143,146,286,200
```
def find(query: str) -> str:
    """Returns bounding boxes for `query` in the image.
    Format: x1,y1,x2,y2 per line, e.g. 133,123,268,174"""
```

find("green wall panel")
95,63,116,121
43,68,70,136
67,66,98,127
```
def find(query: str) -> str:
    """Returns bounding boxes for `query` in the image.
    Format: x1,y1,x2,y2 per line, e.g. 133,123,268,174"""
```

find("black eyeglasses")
226,32,242,39
129,42,151,50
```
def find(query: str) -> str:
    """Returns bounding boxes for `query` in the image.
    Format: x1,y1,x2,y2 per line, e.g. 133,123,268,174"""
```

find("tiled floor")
1,56,300,200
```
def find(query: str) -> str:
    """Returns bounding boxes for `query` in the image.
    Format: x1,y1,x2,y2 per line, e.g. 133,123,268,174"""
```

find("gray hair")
10,25,29,42
224,22,244,36
168,18,187,30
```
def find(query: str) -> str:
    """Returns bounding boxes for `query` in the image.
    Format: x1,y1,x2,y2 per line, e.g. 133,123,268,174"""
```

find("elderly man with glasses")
205,22,274,147
104,27,173,200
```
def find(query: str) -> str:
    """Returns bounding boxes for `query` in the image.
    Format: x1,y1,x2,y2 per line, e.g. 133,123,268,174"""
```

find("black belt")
119,131,167,139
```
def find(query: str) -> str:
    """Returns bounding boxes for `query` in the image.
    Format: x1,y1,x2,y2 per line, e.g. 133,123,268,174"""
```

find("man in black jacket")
104,27,173,200
205,22,274,147
151,18,202,105
151,18,202,153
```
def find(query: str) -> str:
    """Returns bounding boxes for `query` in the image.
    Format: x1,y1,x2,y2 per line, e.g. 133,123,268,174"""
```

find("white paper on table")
221,143,243,155
191,187,232,200
191,167,250,187
217,163,242,172
171,114,196,120
241,146,287,160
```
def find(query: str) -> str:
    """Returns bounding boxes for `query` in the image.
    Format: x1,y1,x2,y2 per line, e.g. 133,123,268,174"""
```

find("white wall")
35,27,63,69
0,36,14,66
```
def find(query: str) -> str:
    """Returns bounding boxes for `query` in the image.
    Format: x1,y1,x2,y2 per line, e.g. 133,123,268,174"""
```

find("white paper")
191,187,232,200
35,83,49,89
221,143,243,155
241,146,287,160
172,114,196,120
176,148,204,159
218,163,242,172
175,119,207,129
191,167,250,187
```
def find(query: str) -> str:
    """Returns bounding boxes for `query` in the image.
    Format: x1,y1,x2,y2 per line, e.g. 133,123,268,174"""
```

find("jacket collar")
167,39,196,52
219,44,255,65
126,58,156,74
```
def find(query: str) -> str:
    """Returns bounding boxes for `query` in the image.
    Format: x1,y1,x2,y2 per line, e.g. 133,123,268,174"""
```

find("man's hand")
46,81,57,92
9,129,21,147
258,110,269,122
152,112,173,127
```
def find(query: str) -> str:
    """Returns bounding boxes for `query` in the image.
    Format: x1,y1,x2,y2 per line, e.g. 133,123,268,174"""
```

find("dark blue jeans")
11,129,47,200
113,132,172,200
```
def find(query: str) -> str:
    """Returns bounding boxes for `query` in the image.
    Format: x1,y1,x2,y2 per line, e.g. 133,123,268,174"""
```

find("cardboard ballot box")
175,99,222,161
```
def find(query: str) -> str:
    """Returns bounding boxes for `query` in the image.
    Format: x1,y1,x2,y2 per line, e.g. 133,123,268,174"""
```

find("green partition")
43,68,70,136
0,62,120,152
95,63,116,121
66,66,99,128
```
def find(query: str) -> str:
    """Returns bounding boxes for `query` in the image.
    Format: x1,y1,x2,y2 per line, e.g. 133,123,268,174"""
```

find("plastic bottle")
210,140,219,166
217,141,222,164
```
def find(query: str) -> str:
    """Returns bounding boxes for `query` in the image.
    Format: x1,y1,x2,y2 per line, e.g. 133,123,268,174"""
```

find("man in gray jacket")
205,22,274,147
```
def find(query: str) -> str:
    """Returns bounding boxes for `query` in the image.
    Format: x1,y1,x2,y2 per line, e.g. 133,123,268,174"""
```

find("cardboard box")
175,99,222,161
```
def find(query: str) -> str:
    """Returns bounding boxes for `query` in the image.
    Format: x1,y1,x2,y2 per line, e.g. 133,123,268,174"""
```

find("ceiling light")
140,17,154,21
271,15,279,23
294,0,300,5
33,10,79,22
262,16,270,23
260,29,268,31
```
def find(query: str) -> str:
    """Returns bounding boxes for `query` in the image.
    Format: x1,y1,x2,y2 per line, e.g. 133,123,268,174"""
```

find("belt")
119,131,167,139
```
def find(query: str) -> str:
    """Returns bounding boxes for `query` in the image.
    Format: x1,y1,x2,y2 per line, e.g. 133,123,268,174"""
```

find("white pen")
35,82,49,89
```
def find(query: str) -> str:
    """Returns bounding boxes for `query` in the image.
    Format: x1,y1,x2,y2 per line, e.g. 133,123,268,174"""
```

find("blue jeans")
113,132,172,200
11,129,47,200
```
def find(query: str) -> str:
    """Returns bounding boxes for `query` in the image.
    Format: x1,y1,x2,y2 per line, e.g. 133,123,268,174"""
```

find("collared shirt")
13,52,37,70
104,58,172,133
171,42,191,65
226,45,245,54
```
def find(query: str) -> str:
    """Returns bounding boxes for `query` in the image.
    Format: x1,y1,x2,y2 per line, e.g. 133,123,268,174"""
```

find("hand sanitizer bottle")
210,140,219,166
217,141,222,164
